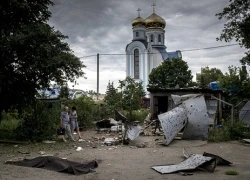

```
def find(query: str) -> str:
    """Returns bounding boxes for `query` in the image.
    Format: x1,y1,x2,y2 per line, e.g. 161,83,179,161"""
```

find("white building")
126,7,182,95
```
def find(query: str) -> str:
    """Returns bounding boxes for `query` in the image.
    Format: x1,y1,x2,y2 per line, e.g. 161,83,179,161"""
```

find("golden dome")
145,13,166,29
132,17,146,27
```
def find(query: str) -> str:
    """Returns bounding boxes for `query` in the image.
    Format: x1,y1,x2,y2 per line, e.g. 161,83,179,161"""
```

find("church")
126,5,182,95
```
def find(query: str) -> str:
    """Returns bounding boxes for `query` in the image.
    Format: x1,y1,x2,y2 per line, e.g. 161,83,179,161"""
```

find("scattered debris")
42,140,56,144
104,138,116,146
78,139,85,142
95,118,118,131
18,150,30,154
179,172,193,176
39,151,46,155
136,143,146,148
127,125,143,140
76,147,83,151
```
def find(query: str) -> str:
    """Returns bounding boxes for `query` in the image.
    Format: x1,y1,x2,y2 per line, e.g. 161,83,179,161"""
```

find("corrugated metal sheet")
158,105,187,145
182,95,209,139
152,154,214,174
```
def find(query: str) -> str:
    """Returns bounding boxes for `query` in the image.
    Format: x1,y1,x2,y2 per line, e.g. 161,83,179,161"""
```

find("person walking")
70,106,82,140
60,106,75,142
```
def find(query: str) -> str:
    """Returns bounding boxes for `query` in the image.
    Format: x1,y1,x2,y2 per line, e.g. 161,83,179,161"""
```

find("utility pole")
97,53,99,100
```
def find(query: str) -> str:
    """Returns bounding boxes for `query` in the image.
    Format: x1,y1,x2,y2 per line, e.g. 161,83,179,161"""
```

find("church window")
158,34,161,42
151,34,154,42
135,32,139,37
134,49,139,79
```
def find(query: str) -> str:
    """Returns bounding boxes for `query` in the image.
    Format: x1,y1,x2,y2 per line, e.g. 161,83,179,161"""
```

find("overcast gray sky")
49,0,247,93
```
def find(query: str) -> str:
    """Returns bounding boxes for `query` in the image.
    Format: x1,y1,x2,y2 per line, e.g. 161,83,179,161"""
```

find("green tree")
104,81,122,109
218,65,250,104
196,67,223,88
148,58,193,89
216,0,250,65
0,0,85,112
118,77,146,112
59,84,69,99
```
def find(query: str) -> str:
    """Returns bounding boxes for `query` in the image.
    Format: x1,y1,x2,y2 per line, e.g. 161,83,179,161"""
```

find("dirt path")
0,130,249,180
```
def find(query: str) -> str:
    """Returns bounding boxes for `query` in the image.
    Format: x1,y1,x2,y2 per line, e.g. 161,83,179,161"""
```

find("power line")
181,43,239,52
79,54,96,59
79,43,239,58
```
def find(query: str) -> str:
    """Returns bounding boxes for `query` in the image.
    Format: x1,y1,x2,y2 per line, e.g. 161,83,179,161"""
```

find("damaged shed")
148,88,225,125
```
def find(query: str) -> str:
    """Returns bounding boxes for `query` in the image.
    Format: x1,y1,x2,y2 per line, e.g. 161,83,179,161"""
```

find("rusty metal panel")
158,105,187,145
182,95,209,139
152,154,213,174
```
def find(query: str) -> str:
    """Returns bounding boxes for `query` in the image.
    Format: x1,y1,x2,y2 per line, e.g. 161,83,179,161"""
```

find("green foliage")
0,0,85,112
59,84,69,99
118,77,146,112
0,110,20,139
67,96,97,128
208,120,250,142
148,58,193,89
225,170,239,175
121,108,150,123
216,0,250,65
16,101,61,141
196,66,223,88
104,81,122,110
218,65,250,104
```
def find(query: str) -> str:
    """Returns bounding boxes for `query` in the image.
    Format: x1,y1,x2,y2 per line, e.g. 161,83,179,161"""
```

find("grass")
225,170,239,175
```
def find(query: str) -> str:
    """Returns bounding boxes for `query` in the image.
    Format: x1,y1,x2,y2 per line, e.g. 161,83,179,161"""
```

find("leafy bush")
208,120,250,142
0,110,20,139
67,96,97,128
122,108,150,123
16,100,61,141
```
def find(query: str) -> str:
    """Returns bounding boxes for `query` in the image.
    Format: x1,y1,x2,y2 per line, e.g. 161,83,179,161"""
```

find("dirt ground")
0,130,249,180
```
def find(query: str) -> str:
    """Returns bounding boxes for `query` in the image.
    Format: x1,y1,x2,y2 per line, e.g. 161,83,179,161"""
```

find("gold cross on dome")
151,2,156,13
137,8,141,17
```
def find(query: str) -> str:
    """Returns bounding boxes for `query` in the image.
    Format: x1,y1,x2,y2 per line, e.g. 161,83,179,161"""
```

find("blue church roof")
154,47,182,60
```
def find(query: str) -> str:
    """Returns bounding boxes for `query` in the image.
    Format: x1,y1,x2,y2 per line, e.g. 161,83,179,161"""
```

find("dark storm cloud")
48,0,246,93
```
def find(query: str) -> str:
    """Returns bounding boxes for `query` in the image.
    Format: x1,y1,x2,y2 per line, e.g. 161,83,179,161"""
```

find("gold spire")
132,8,146,27
146,2,166,29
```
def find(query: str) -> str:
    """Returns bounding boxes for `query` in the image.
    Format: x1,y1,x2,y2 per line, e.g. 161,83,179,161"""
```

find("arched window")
134,49,139,79
158,34,161,42
135,32,139,37
151,34,154,42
